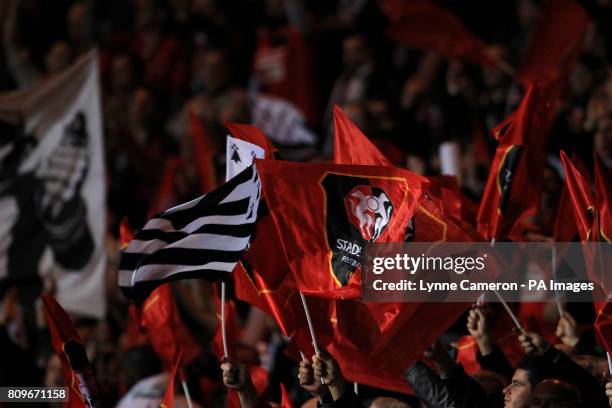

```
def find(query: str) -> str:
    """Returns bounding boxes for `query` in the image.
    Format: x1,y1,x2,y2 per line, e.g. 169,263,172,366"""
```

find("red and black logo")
497,145,522,213
321,174,397,286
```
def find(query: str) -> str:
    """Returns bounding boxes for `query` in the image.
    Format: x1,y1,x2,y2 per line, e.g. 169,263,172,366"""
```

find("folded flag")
595,300,612,353
118,165,261,302
42,295,101,407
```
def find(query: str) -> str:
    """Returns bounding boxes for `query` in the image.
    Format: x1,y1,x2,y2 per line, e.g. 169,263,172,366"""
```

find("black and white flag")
0,51,106,318
118,164,261,302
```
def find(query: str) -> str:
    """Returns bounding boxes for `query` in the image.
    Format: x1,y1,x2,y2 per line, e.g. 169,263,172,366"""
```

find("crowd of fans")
1,0,612,407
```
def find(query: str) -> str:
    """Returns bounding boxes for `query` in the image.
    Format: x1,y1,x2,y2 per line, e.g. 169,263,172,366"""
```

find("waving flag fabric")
118,165,261,302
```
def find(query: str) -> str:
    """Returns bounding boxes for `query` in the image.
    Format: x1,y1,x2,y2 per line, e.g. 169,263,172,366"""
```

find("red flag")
559,151,596,242
595,300,612,352
477,83,557,241
225,121,277,159
383,0,496,66
280,383,294,408
332,105,481,243
330,105,477,390
41,295,101,408
159,352,182,408
594,154,612,243
256,160,426,299
518,0,590,85
553,182,577,242
189,111,218,193
119,217,134,249
333,105,391,167
140,284,201,368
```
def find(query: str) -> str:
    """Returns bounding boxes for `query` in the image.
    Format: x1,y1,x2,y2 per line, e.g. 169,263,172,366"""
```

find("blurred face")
595,115,612,162
342,35,370,68
45,42,73,75
130,89,155,126
503,369,532,408
202,50,229,94
110,56,135,93
44,354,63,387
67,3,87,44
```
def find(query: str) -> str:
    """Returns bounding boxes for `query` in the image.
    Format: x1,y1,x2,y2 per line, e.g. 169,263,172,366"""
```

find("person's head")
110,54,136,94
44,354,63,387
369,396,414,408
67,2,90,47
45,41,74,76
201,48,231,95
529,378,581,408
121,345,162,389
474,370,508,407
342,33,372,69
129,87,157,127
595,113,612,165
503,357,553,408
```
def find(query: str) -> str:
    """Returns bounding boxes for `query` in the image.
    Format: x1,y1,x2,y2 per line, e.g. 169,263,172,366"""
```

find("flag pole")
490,238,523,331
607,352,612,374
221,281,229,358
299,291,325,385
353,382,359,395
179,369,194,408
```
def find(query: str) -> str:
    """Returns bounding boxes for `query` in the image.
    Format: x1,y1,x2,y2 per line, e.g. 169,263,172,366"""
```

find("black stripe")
135,222,255,245
136,229,188,243
156,166,255,229
137,247,242,267
120,269,230,303
119,252,147,271
194,222,256,237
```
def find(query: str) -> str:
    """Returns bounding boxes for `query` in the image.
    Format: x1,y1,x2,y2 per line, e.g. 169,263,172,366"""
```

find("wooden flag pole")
221,281,229,358
299,292,325,385
490,238,523,331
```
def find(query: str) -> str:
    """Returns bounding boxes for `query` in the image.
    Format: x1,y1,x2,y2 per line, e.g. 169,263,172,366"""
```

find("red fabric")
595,301,612,352
140,284,202,368
225,121,277,159
518,0,590,85
148,157,184,217
553,183,578,242
124,305,147,350
382,0,496,66
280,383,294,408
119,217,134,249
160,352,182,408
477,83,557,241
253,26,319,124
189,111,218,194
256,159,426,299
41,295,94,408
559,151,596,242
333,105,392,167
594,154,612,243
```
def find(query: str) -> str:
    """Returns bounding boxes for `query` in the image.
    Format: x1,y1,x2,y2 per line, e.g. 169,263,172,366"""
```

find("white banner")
0,51,107,318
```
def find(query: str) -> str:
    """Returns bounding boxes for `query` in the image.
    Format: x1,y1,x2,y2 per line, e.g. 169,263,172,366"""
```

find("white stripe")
219,174,259,205
122,262,236,286
125,233,250,254
144,213,253,234
163,194,205,215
